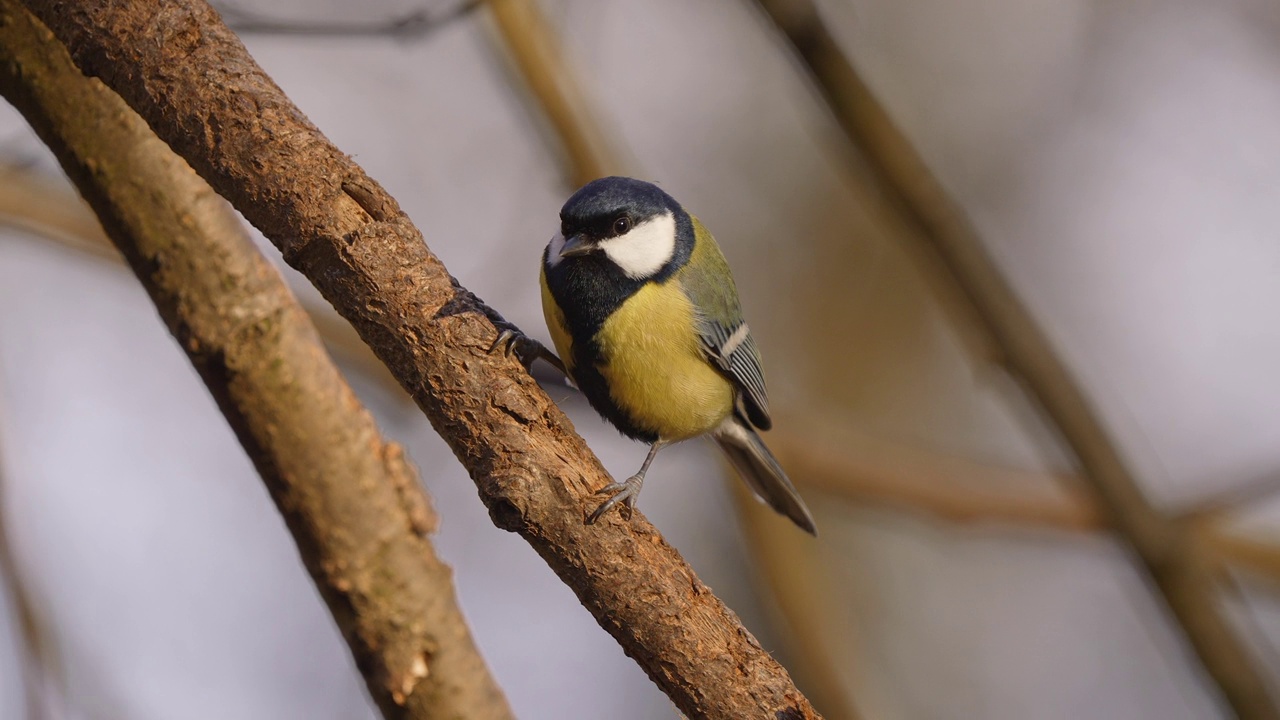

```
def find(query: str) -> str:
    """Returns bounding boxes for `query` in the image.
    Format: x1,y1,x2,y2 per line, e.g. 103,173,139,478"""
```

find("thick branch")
17,1,820,717
0,5,510,718
752,1,1277,716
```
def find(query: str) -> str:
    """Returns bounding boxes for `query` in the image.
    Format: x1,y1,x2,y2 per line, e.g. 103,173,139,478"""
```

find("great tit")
539,176,816,535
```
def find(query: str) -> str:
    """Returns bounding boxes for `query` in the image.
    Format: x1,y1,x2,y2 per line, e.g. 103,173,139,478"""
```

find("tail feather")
713,415,816,535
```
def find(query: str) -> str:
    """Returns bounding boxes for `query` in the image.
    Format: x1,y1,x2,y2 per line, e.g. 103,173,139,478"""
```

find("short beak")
559,233,594,259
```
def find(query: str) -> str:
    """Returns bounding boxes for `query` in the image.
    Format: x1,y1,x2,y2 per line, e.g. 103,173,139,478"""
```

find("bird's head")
548,176,685,280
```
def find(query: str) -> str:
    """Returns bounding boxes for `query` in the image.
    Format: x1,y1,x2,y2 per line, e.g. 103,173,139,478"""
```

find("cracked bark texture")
14,0,823,717
0,3,512,718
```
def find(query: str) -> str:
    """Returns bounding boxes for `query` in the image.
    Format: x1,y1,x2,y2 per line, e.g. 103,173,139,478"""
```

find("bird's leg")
447,273,566,375
587,440,668,524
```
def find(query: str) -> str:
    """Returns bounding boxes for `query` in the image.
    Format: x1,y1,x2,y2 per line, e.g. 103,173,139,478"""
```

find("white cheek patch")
599,212,677,279
545,231,566,268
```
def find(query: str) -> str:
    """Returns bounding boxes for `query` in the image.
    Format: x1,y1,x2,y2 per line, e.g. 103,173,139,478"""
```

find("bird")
536,176,816,534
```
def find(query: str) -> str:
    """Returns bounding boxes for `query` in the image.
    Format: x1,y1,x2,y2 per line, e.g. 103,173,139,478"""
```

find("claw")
488,328,520,356
586,475,644,524
487,326,568,376
585,441,667,526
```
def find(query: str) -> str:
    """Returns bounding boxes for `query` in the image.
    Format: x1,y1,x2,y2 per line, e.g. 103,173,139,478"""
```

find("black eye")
612,216,632,235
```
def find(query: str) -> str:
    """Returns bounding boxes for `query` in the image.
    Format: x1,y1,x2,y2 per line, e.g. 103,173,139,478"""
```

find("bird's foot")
586,474,645,524
488,326,567,376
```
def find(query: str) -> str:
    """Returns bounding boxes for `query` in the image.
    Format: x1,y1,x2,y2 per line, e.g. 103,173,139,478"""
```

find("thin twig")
0,163,405,393
0,164,120,261
771,430,1101,531
0,410,63,720
17,1,822,717
218,0,482,39
773,430,1280,586
751,1,1278,716
1179,474,1280,528
0,4,512,717
1204,531,1280,587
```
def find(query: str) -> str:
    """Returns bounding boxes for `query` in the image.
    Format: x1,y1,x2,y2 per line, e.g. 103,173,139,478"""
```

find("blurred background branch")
483,0,627,187
773,429,1102,531
773,431,1280,585
749,0,1279,717
0,164,118,263
218,0,482,39
0,408,65,720
0,163,403,394
736,481,866,720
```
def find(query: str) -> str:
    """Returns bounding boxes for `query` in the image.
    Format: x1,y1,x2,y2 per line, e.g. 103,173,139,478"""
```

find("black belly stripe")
550,259,657,441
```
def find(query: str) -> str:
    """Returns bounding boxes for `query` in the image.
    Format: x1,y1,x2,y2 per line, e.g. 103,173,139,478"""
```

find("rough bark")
752,0,1278,717
0,4,512,718
14,1,822,717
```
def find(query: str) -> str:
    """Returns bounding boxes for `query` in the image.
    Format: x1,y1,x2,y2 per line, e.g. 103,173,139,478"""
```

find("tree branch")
0,4,511,718
751,1,1278,716
735,483,866,720
217,0,481,39
772,430,1103,531
0,408,65,720
0,163,120,262
0,162,407,393
15,1,821,717
483,0,625,187
774,431,1280,587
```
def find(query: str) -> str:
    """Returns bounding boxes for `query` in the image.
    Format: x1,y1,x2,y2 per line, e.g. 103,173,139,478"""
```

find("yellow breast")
540,267,575,373
596,280,734,441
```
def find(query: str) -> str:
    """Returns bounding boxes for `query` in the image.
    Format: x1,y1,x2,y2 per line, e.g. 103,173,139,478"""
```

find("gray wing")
698,319,772,430
677,217,772,430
